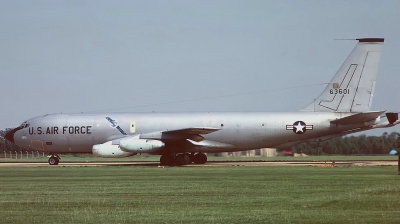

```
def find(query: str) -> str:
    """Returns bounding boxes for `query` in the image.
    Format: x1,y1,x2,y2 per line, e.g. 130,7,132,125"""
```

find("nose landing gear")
48,154,60,165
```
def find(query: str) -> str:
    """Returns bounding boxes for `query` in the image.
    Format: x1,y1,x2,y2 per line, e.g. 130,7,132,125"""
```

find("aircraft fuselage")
11,112,365,154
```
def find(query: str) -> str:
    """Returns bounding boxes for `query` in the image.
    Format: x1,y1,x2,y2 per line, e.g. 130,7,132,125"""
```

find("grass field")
1,166,400,223
0,154,398,163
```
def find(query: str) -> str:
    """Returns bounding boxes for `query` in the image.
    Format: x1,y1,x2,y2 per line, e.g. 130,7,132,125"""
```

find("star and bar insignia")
286,121,313,134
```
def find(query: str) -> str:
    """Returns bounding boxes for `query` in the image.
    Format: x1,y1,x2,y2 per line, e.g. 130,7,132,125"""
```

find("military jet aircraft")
5,38,399,166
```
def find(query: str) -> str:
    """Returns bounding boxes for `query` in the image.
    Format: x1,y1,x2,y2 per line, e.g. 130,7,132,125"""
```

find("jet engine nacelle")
92,141,136,158
119,138,165,153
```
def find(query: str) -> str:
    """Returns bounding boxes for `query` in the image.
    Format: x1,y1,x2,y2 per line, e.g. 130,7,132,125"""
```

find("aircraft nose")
4,127,21,144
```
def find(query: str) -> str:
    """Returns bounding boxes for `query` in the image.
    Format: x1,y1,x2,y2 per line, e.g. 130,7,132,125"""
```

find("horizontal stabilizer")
372,120,400,129
330,111,385,125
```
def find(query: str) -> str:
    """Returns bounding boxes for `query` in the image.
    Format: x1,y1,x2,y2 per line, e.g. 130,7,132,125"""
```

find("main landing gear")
48,154,61,165
159,153,207,166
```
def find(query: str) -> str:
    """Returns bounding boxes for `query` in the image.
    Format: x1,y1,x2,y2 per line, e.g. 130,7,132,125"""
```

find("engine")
119,137,165,153
92,141,136,158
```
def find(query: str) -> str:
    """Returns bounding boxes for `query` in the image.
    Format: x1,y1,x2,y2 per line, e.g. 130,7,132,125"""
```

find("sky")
1,0,399,135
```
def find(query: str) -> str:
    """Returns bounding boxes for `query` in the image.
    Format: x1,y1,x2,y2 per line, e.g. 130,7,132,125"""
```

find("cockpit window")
19,122,30,128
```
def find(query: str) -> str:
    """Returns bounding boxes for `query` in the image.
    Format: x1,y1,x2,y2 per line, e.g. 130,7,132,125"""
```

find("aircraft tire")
183,154,190,165
199,153,207,164
192,154,200,164
175,154,189,166
48,157,59,165
188,153,195,163
193,153,207,164
160,154,174,166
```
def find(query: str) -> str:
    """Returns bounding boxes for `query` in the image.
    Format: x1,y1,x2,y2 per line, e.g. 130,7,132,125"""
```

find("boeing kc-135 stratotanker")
5,38,400,165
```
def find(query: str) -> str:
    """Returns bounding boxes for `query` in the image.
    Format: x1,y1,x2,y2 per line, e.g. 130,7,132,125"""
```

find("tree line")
0,128,27,152
293,132,400,155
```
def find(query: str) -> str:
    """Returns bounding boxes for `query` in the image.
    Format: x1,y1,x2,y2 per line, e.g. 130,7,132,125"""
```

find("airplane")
4,38,400,166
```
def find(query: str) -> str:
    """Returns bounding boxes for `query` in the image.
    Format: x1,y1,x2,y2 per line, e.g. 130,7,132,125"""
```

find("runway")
0,160,397,167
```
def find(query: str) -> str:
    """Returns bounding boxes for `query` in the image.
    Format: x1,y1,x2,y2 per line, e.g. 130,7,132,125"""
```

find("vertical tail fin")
301,38,384,112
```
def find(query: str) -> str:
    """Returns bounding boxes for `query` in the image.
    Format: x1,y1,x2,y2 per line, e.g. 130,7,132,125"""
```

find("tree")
397,135,400,148
290,132,400,155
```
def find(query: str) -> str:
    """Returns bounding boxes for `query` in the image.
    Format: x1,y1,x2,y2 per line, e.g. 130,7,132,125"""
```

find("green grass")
0,154,398,163
1,166,400,223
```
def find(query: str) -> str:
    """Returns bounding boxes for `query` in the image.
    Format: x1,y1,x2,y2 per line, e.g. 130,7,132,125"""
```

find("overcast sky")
1,0,399,135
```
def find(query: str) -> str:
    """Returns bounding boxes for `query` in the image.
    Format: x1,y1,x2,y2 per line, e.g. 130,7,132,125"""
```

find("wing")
94,127,224,156
140,127,220,142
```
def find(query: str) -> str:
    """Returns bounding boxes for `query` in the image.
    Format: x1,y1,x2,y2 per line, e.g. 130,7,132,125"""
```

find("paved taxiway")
0,161,397,167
